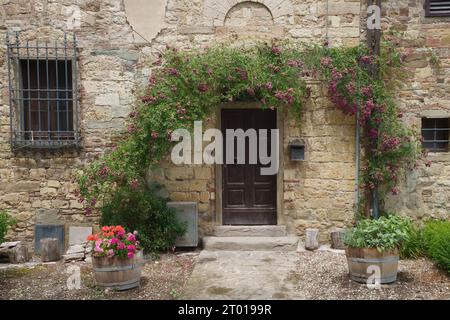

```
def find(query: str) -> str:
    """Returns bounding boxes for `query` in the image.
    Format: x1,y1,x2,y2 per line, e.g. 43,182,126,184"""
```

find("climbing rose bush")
302,37,423,200
87,226,140,259
76,38,425,217
76,41,309,210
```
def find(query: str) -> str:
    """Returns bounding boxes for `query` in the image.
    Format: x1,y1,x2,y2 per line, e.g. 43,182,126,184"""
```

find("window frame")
6,32,80,150
421,117,450,152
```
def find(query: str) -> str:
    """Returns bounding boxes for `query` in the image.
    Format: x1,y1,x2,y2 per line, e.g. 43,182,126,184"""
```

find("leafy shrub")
423,220,450,272
400,224,425,259
100,185,186,254
344,215,411,252
0,211,16,244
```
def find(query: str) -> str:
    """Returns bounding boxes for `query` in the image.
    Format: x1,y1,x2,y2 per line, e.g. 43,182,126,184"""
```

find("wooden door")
221,108,277,225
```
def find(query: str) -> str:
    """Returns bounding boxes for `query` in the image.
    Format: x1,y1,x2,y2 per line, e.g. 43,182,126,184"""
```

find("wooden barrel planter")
345,247,399,284
92,250,143,291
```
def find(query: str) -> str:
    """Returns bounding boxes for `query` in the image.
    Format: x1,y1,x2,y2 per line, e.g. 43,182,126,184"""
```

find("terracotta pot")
345,247,399,284
92,250,143,291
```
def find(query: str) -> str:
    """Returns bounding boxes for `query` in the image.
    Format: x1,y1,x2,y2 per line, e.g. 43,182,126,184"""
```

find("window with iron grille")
425,0,450,17
422,118,450,152
6,32,79,150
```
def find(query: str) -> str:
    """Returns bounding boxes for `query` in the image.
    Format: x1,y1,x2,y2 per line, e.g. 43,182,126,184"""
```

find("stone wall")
0,0,147,247
0,0,447,250
381,0,450,222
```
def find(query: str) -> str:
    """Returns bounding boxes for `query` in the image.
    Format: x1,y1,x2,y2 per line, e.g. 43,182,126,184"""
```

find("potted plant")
87,225,143,291
344,215,411,284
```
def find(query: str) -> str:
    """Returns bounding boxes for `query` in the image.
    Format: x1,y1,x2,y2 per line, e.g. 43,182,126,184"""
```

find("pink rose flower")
126,234,136,242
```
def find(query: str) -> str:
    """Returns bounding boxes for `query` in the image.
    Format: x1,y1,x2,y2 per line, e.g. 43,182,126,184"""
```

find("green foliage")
0,211,16,244
100,185,186,254
344,215,412,252
75,39,425,252
423,220,450,272
77,40,422,209
400,224,426,259
76,42,309,208
305,39,423,199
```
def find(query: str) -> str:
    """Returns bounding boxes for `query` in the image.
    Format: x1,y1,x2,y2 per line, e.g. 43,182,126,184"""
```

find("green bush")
100,185,186,254
423,220,450,273
0,211,16,244
344,215,411,252
400,224,426,259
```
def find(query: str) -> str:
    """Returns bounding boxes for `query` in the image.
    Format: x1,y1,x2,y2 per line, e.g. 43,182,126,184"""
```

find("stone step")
202,236,299,251
214,225,288,237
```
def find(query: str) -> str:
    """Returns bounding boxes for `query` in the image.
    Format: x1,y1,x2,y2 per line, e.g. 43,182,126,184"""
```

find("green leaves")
423,220,450,272
344,215,413,252
0,211,16,244
76,39,423,228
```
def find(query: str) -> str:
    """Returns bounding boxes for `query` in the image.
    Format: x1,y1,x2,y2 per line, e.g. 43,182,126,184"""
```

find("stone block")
47,180,61,188
167,202,198,247
165,167,194,180
40,187,58,196
68,226,93,246
330,228,346,250
35,225,65,254
327,2,361,15
0,241,30,263
0,182,40,192
40,238,60,262
69,200,84,209
194,167,212,180
95,93,120,107
305,228,319,250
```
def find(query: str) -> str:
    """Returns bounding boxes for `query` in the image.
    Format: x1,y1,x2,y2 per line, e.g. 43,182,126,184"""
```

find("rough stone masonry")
0,0,448,251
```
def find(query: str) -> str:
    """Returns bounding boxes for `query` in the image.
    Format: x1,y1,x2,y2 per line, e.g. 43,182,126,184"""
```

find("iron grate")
6,32,80,150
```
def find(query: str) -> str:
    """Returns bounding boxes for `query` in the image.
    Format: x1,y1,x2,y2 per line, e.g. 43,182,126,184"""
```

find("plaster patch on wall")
124,0,167,43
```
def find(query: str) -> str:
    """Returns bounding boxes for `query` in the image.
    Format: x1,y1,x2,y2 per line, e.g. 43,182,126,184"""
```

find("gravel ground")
0,252,198,300
289,251,450,300
0,250,448,300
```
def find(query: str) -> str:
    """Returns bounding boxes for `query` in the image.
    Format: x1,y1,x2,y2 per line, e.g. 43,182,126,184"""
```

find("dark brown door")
222,108,277,225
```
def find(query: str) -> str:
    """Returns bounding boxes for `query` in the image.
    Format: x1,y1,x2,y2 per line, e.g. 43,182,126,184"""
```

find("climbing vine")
76,39,423,216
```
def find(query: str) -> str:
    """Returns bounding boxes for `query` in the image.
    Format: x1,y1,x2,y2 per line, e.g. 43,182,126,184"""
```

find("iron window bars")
422,118,450,152
425,0,450,17
6,32,80,150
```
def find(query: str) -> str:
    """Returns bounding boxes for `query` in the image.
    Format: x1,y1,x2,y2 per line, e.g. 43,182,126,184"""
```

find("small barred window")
422,118,450,152
6,32,79,150
425,0,450,17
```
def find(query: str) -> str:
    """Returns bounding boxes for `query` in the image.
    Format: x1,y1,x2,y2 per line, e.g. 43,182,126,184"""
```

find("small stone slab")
63,252,85,262
305,228,319,251
0,241,30,263
167,202,198,247
330,228,346,250
0,241,21,249
68,226,92,246
40,238,60,262
35,225,65,254
318,245,345,254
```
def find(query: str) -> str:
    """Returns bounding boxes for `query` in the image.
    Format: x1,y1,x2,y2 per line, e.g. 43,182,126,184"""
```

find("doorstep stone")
214,226,288,237
202,236,299,251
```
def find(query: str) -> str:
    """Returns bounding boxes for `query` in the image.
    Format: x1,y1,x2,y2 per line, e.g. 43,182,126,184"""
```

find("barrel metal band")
93,264,138,272
96,279,140,287
348,256,399,264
